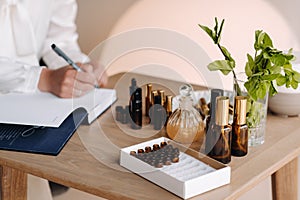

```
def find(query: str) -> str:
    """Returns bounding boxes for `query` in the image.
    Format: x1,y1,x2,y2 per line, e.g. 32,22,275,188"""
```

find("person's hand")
82,60,108,88
38,64,97,98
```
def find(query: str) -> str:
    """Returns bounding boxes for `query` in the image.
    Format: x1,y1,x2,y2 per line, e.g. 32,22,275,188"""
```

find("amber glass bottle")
205,89,223,155
164,95,173,125
145,84,152,117
231,96,248,157
208,96,232,164
152,95,166,130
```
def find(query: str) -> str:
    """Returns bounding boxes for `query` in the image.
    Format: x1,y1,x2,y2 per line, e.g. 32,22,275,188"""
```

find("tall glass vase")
234,73,268,146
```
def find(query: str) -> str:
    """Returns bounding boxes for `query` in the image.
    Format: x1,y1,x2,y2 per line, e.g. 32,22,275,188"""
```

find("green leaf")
220,46,234,62
262,33,273,48
293,71,300,82
214,17,218,37
276,75,286,86
245,79,258,100
251,72,264,77
254,31,273,50
207,60,233,75
245,54,254,76
256,82,267,100
198,24,217,43
217,19,225,41
271,54,286,66
261,74,279,81
254,30,263,50
291,80,298,89
268,65,281,74
245,62,252,77
257,32,265,48
263,51,271,59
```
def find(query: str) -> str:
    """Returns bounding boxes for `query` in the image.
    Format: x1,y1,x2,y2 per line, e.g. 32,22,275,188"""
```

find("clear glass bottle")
208,96,232,164
166,84,204,144
231,96,248,157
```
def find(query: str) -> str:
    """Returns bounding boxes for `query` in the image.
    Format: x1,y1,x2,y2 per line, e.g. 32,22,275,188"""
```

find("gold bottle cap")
151,90,158,105
234,96,247,125
146,84,152,98
158,90,165,105
165,95,173,112
215,96,230,126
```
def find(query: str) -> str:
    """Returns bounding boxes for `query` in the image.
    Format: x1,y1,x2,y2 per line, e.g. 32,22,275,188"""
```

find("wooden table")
0,72,299,200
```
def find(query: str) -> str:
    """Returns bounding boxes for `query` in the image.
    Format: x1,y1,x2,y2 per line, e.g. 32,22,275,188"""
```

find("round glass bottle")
166,84,205,144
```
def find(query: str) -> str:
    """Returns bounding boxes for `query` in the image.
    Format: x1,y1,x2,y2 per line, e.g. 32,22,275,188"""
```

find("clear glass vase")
166,84,205,144
234,73,268,146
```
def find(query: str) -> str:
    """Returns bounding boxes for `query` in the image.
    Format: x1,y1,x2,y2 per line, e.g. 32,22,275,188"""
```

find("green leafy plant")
199,18,300,128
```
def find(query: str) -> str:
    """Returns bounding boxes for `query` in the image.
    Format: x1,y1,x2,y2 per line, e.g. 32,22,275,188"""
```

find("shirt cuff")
19,65,44,93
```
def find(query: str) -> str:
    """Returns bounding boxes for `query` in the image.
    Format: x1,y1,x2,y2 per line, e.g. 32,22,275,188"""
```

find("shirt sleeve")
0,57,43,94
41,0,89,69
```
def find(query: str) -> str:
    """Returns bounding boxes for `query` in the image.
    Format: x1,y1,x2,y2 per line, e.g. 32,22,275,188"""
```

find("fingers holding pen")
76,63,98,87
88,61,108,88
71,63,97,97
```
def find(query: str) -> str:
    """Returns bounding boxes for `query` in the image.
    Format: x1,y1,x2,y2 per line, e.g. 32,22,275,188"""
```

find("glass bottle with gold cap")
208,96,232,164
166,84,205,144
231,96,248,157
205,89,223,155
164,95,173,124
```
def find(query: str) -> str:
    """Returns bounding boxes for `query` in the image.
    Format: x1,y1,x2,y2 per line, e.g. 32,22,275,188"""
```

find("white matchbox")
120,137,231,199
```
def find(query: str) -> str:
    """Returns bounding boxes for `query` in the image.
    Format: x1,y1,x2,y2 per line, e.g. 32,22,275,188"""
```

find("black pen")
51,44,100,88
51,44,82,71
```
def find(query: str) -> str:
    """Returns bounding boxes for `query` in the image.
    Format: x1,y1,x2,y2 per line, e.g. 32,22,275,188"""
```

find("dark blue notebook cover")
0,108,87,155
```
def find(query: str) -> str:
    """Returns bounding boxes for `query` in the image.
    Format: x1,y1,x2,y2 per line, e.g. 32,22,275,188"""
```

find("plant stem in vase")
199,17,300,146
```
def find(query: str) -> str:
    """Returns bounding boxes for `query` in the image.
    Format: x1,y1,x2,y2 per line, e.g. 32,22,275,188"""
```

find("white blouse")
0,0,88,93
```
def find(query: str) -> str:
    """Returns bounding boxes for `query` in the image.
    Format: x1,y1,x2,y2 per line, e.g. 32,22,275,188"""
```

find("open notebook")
0,109,87,155
0,88,117,127
0,88,116,155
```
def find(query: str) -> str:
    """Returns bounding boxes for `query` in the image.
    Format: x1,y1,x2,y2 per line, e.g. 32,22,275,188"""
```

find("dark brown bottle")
129,87,142,129
208,96,232,164
158,90,165,106
231,96,248,157
152,95,166,130
145,84,152,117
129,78,137,96
149,90,158,124
200,98,210,116
205,89,223,155
164,95,173,124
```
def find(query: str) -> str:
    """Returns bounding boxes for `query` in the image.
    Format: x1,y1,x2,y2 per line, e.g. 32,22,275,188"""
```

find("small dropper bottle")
205,89,223,154
231,96,248,157
129,87,142,129
208,96,232,164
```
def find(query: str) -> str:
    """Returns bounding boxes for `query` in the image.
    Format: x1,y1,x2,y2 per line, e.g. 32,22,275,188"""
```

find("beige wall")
76,0,137,54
